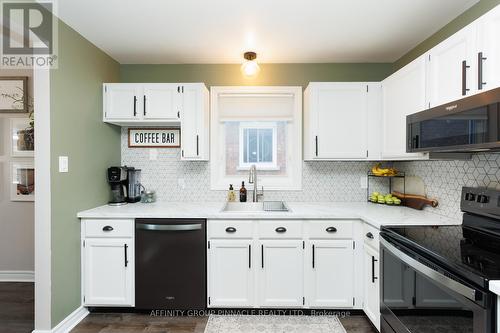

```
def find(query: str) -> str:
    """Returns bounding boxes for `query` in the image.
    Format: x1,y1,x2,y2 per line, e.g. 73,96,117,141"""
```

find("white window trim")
238,122,278,170
210,86,302,191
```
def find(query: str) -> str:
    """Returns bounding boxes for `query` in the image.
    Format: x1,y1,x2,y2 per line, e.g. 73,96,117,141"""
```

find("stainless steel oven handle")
136,223,202,231
381,238,477,302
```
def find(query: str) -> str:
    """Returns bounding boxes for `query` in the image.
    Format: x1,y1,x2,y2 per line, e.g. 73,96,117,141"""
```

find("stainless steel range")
380,186,500,333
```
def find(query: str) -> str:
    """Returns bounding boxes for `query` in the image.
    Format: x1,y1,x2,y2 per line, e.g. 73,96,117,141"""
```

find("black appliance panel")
135,219,206,310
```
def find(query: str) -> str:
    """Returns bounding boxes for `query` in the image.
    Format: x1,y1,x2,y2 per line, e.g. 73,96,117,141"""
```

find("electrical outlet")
149,148,158,161
58,156,68,173
360,176,368,189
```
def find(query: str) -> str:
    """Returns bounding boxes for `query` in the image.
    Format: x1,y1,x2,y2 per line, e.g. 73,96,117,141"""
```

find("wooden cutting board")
392,191,439,210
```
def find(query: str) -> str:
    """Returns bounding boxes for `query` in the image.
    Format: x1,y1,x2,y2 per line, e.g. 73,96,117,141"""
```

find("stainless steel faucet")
248,164,264,202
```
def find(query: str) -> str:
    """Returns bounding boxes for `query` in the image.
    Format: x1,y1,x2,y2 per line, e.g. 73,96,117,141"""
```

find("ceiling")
57,0,478,64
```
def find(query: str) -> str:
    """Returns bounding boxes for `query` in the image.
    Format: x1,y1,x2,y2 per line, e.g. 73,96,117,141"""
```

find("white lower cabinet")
363,244,380,331
83,238,134,306
208,240,254,307
259,240,304,308
82,219,135,307
307,240,354,308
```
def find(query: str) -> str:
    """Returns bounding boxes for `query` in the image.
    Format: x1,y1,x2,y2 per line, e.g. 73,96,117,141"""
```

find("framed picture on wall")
10,118,34,157
0,77,28,113
10,161,35,201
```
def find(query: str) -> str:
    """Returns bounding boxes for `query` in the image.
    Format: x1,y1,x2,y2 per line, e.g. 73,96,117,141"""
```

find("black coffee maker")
107,167,128,205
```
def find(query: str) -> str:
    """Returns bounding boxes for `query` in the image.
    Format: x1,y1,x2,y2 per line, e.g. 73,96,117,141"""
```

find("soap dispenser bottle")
239,181,247,202
228,184,236,202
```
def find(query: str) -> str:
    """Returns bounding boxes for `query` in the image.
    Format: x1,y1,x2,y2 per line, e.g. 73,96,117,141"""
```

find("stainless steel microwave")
407,88,500,153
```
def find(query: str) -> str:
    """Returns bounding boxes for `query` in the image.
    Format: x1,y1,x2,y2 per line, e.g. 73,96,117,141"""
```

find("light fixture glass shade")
241,59,260,78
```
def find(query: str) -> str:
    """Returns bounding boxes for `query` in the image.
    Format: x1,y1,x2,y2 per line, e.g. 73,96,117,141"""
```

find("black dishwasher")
135,219,206,310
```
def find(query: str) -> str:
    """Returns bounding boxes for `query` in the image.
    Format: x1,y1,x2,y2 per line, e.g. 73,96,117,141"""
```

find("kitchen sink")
222,201,290,212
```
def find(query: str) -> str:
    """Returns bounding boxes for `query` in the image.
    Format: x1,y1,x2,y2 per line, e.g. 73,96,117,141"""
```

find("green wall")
120,63,393,87
394,0,500,71
50,21,121,326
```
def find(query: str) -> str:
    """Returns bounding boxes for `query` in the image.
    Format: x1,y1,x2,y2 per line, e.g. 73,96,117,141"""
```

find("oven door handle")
136,223,202,231
381,238,477,302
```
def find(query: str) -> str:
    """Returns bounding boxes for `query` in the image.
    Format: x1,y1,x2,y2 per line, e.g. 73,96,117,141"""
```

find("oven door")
380,237,495,333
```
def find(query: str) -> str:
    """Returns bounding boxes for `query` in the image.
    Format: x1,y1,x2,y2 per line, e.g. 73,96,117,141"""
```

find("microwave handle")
381,238,477,302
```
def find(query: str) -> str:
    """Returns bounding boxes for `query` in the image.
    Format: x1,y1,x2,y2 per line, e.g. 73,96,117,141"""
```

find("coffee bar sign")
128,128,180,148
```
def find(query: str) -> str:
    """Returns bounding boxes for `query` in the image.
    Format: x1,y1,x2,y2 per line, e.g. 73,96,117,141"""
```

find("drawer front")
259,220,303,239
208,220,254,238
363,223,380,250
308,220,353,239
84,219,135,238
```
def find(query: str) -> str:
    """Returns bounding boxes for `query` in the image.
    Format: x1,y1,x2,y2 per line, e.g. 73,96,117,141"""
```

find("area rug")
204,315,347,333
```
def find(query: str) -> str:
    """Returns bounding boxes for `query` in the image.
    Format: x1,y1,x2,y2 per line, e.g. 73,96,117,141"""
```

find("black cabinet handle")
196,135,199,156
102,226,114,232
312,244,315,268
261,244,264,268
366,232,374,239
275,227,287,233
133,96,137,116
372,256,378,283
249,245,251,268
177,86,180,93
124,244,129,267
478,52,487,90
143,95,146,116
225,227,236,233
182,86,184,93
315,136,318,156
462,60,470,96
326,227,337,233
177,111,180,118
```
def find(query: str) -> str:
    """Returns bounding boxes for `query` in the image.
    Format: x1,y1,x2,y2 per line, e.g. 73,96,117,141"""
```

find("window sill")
236,165,281,171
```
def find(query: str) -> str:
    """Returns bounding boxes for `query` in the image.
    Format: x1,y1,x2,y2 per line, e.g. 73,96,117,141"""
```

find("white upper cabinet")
304,82,381,160
382,55,428,160
180,83,210,161
427,25,477,107
104,84,142,120
477,5,500,92
142,84,180,120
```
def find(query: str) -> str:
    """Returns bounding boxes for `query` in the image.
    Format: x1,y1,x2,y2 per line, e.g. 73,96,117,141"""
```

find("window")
239,123,278,170
210,86,302,190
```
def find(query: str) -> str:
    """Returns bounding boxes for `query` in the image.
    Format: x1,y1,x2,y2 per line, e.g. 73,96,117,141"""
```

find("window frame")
238,122,279,171
210,86,303,191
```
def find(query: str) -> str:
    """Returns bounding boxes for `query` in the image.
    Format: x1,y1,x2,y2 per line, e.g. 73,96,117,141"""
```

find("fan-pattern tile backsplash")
121,129,500,220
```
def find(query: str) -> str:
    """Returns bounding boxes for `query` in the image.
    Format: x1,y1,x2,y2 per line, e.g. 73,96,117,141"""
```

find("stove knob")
477,195,489,203
465,193,476,201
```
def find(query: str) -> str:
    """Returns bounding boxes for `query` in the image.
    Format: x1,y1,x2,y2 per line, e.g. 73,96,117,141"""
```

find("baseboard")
0,270,35,282
33,306,88,333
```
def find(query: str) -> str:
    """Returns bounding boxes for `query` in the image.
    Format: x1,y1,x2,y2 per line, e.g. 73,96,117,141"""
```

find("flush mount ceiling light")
241,51,260,78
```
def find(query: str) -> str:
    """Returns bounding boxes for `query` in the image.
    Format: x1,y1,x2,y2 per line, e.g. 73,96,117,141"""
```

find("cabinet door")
427,25,477,107
104,84,142,120
143,84,180,120
181,84,209,160
381,56,428,160
308,240,354,308
364,245,380,331
259,240,304,307
208,240,254,307
83,238,134,306
477,5,500,92
310,83,368,159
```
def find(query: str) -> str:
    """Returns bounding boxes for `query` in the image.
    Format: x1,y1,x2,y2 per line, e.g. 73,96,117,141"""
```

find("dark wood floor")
0,282,34,333
72,312,377,333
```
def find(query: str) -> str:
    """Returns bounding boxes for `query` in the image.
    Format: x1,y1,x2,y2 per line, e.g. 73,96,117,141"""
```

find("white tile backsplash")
121,128,500,220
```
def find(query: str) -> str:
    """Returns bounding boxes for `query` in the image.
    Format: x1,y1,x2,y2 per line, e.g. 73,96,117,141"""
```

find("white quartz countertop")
489,281,500,296
77,202,460,230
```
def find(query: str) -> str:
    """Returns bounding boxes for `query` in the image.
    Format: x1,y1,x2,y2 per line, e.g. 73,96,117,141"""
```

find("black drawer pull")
275,227,287,233
326,227,337,233
366,232,374,239
102,226,114,232
225,227,236,233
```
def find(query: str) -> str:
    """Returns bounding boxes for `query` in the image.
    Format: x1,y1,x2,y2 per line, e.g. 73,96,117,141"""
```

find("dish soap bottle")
239,181,247,202
228,184,236,202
